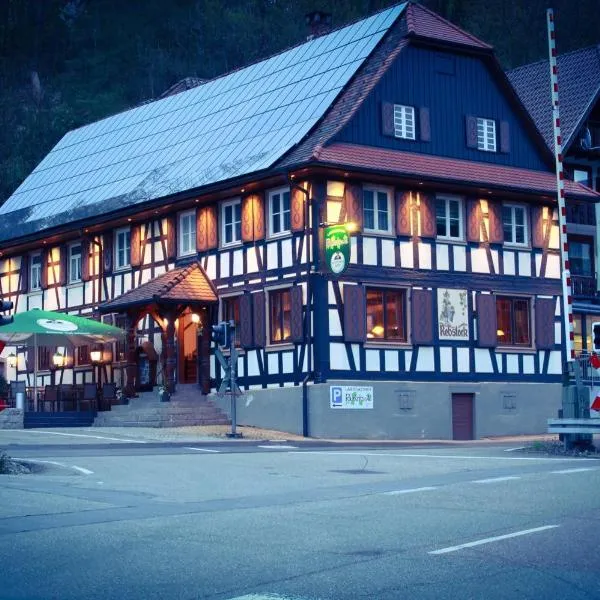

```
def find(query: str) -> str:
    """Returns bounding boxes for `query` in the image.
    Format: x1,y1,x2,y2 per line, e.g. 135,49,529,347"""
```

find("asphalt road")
1,430,600,600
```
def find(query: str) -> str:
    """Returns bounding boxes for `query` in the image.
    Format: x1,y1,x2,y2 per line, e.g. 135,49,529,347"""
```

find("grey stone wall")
212,380,561,440
0,409,24,429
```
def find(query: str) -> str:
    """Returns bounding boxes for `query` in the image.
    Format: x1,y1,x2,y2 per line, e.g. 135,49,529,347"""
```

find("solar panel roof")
0,3,406,243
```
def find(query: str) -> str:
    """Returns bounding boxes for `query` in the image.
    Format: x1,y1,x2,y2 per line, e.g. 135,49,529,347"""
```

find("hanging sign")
437,288,469,341
325,224,351,275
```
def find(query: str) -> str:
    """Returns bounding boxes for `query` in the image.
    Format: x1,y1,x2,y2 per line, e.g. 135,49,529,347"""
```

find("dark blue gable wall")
335,45,550,172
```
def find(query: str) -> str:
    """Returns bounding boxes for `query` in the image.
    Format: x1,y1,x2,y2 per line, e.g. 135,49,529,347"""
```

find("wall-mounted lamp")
7,353,17,368
52,351,65,369
90,349,102,364
191,313,200,324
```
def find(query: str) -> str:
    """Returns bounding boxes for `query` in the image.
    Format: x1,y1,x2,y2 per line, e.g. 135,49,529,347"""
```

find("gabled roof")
100,262,217,312
507,45,600,153
0,3,407,243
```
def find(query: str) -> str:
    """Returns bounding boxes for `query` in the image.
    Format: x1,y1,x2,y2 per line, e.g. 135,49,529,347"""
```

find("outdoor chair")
59,384,76,411
41,386,59,412
99,383,117,411
80,384,98,412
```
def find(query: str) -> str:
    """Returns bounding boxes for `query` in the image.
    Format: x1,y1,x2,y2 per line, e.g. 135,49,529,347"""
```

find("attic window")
394,105,416,140
477,118,496,152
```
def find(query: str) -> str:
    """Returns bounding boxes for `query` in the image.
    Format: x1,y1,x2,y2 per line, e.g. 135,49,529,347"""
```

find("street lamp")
52,351,65,369
7,352,17,368
90,349,102,364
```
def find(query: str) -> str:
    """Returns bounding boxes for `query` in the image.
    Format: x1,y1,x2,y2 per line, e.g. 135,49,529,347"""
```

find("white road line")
551,467,597,474
185,447,221,453
429,525,560,555
225,595,302,600
384,486,437,495
503,447,527,452
18,458,94,475
473,476,521,484
258,445,298,450
22,430,147,443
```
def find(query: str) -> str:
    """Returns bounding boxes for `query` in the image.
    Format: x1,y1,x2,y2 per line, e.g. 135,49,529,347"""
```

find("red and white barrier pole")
547,8,574,361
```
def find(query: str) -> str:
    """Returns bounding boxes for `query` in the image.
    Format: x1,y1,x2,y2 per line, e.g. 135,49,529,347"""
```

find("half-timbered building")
1,3,597,438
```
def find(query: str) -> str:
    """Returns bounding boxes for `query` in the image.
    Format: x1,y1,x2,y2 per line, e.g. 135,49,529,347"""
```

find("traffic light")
593,322,600,351
0,300,13,326
211,321,231,349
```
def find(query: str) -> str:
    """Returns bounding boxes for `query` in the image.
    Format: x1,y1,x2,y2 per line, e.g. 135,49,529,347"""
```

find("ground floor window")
77,346,90,366
269,288,292,344
496,296,531,346
221,296,241,347
366,288,407,341
38,347,51,371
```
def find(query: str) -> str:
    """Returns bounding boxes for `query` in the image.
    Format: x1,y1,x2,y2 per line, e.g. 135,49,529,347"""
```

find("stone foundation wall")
0,408,24,429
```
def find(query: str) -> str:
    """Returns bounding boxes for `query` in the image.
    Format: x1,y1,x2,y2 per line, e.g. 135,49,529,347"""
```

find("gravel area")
0,452,31,475
520,439,600,457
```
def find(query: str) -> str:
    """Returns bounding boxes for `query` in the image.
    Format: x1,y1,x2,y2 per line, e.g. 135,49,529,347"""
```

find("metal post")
230,346,238,437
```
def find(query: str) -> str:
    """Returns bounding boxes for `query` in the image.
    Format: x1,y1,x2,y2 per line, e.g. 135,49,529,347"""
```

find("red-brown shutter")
411,289,433,345
419,107,431,142
396,190,412,236
345,184,363,231
166,216,176,259
241,195,255,243
290,286,304,343
253,291,266,348
466,115,478,148
252,192,265,241
197,206,218,252
531,206,545,248
476,294,498,348
239,294,253,349
196,208,205,252
499,121,510,153
467,200,482,242
81,239,91,282
206,206,218,250
343,285,366,343
130,224,141,267
103,231,113,275
40,249,48,289
535,297,556,350
59,245,68,286
488,201,504,244
420,194,436,238
290,188,305,232
382,102,394,136
20,255,29,293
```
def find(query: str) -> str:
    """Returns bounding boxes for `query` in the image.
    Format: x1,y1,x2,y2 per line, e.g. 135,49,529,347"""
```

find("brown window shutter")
467,200,482,242
130,225,141,267
419,107,431,142
531,206,545,248
476,294,498,348
40,249,48,289
253,291,266,348
411,288,434,345
206,205,218,250
81,240,91,282
344,184,363,231
59,245,68,286
487,201,504,244
196,208,205,252
343,285,366,343
239,294,254,349
499,121,510,153
26,348,34,373
396,190,412,236
241,195,255,242
103,232,113,275
535,297,556,350
382,102,395,136
420,194,436,238
166,216,177,259
290,286,304,343
252,192,265,241
20,255,29,293
290,188,305,232
197,207,217,252
466,115,478,148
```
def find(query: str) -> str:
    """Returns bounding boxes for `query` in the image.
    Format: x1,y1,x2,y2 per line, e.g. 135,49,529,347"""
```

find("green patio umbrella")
0,308,125,401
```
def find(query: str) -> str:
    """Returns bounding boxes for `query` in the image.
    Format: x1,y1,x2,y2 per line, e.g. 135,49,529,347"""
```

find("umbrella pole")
34,333,38,412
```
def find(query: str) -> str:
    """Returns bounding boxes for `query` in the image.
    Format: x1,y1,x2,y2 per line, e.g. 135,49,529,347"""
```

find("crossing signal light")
593,322,600,351
211,321,231,349
0,300,13,326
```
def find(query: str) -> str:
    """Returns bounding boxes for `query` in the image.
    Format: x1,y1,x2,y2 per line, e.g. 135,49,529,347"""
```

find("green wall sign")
325,224,351,275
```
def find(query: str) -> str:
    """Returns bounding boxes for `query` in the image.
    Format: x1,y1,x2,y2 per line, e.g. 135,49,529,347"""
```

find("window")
573,313,583,355
269,188,291,236
179,210,196,256
572,167,592,188
502,204,528,246
69,243,82,283
221,199,242,246
115,315,128,362
393,104,416,140
269,289,292,344
30,253,42,291
570,239,594,276
496,296,531,346
77,346,90,366
477,118,496,152
326,180,345,224
436,196,463,240
366,288,407,341
38,347,51,371
363,187,392,233
222,296,241,347
115,227,131,270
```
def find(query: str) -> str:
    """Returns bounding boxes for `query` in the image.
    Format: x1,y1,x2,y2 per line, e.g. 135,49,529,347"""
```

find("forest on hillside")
1,0,598,203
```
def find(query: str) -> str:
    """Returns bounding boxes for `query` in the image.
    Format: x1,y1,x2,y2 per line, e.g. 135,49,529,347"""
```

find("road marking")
384,486,437,495
185,447,221,453
429,525,560,555
551,467,597,474
258,445,298,450
503,447,526,452
22,430,147,443
18,458,94,475
473,476,521,484
225,595,304,600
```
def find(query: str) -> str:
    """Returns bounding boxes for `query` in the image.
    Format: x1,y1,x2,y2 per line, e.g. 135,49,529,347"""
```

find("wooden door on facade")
452,393,474,440
178,312,199,384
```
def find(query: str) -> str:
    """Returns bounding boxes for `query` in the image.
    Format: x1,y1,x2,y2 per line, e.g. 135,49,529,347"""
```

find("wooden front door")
452,393,474,440
178,312,199,384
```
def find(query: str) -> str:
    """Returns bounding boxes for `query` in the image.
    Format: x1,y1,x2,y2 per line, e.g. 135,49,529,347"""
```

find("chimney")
305,11,332,40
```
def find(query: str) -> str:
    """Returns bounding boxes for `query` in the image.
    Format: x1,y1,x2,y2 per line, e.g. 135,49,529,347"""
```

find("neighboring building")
0,3,597,439
508,46,600,355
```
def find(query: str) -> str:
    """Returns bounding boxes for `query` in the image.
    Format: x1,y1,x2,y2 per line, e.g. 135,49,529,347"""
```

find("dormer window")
393,105,415,140
30,253,42,291
477,118,496,152
69,243,82,283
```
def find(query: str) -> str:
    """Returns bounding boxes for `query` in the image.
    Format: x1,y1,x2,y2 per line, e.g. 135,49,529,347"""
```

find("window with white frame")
363,187,392,233
477,118,496,152
221,199,242,245
502,204,528,246
393,104,416,140
69,243,82,283
268,188,291,236
178,210,196,256
115,227,131,270
30,253,42,291
435,195,463,240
